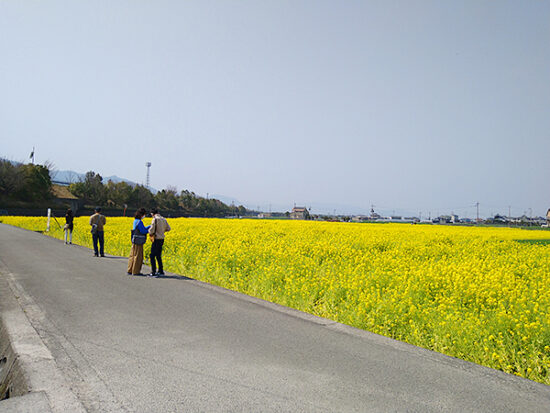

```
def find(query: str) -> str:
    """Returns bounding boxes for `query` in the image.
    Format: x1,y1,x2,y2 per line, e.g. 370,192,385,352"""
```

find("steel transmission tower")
145,162,152,188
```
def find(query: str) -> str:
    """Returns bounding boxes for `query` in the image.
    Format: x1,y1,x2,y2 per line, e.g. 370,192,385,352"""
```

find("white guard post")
47,208,51,232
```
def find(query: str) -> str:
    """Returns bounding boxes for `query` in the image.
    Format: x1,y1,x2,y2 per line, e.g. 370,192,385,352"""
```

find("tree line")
0,159,53,203
70,171,247,217
0,160,248,217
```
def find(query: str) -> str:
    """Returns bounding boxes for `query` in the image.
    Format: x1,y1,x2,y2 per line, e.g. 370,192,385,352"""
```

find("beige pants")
127,243,144,275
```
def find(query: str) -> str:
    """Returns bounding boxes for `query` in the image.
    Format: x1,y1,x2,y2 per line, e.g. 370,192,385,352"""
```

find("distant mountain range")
51,170,139,186
209,194,244,207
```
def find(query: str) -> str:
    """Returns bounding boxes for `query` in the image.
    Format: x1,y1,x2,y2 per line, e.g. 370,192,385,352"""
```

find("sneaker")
94,254,99,257
157,271,165,276
147,273,158,278
100,254,105,257
127,272,132,275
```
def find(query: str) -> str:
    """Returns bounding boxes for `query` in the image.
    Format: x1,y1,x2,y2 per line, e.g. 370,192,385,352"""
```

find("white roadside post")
47,208,51,232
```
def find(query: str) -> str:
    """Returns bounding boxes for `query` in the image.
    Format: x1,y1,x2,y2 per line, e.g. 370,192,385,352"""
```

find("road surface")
0,223,549,412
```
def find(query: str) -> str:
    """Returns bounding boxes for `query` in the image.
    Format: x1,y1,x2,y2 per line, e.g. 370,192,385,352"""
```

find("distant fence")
0,208,74,218
0,207,198,219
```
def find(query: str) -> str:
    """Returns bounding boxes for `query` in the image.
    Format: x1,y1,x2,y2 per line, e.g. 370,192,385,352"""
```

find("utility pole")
475,202,480,223
145,162,152,189
508,205,511,220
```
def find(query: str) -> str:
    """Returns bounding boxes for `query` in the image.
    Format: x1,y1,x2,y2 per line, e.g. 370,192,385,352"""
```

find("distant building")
450,214,459,223
52,184,82,213
493,214,508,224
547,209,550,225
438,215,452,224
290,207,309,220
369,206,382,220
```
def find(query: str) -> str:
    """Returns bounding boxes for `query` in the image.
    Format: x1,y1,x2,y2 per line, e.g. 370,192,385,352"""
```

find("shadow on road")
127,273,192,281
157,274,192,280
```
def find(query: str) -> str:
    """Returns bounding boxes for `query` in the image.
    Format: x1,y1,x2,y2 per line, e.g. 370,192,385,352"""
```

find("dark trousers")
92,231,104,255
150,239,164,273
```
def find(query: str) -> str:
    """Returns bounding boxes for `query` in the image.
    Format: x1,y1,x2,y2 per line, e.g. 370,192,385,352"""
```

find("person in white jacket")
147,208,171,277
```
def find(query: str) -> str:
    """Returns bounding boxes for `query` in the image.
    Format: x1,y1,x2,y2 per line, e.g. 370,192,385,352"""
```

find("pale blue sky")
1,1,549,217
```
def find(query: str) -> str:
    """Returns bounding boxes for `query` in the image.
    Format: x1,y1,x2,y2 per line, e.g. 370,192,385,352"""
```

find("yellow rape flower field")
3,216,550,385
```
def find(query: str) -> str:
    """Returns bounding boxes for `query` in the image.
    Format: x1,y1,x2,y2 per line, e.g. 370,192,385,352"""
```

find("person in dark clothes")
147,208,171,277
64,208,74,244
90,207,106,257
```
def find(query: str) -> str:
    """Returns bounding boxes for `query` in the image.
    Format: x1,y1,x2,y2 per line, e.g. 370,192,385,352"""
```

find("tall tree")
18,163,53,201
0,159,24,197
106,180,133,207
128,184,154,209
69,171,106,204
179,190,199,213
154,187,179,210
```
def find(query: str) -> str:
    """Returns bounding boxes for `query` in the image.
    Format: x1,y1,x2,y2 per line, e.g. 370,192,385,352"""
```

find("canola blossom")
2,216,550,385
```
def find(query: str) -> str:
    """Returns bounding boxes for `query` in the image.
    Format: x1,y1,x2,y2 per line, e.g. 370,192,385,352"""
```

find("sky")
1,1,549,217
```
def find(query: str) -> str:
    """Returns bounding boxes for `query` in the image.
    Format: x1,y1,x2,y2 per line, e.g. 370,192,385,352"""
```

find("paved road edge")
0,259,86,413
188,272,550,395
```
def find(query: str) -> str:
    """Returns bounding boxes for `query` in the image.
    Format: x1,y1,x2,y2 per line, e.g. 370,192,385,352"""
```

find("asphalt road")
0,223,549,412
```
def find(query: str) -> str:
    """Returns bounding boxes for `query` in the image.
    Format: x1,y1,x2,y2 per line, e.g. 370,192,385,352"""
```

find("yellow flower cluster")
3,216,549,384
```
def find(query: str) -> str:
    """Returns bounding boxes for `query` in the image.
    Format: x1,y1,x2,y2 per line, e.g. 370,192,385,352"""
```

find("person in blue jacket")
127,208,151,275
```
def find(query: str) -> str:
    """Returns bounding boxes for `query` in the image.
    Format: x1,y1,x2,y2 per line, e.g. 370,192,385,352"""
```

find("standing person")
127,208,150,276
147,208,171,277
64,208,74,244
89,207,106,257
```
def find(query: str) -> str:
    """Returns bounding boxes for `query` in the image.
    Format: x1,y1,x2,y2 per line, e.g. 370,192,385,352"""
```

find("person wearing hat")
89,207,107,257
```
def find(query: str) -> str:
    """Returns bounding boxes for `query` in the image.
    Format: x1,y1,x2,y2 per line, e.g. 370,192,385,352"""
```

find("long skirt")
127,243,144,275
